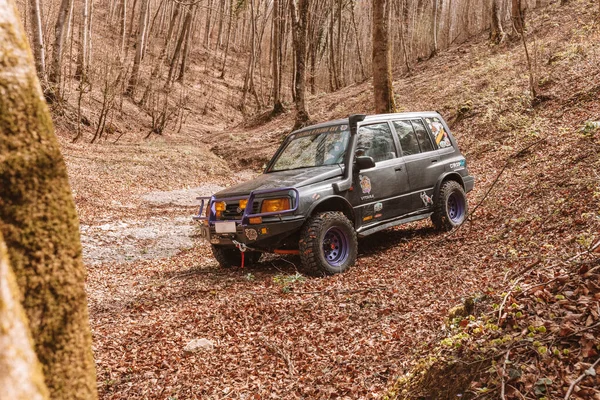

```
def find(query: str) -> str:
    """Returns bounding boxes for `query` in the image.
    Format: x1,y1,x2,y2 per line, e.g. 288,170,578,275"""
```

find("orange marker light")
249,217,263,225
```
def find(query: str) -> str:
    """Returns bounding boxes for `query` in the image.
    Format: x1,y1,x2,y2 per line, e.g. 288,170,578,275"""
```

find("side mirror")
355,156,376,171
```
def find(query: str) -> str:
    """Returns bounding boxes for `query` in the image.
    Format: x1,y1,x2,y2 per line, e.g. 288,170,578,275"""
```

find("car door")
392,119,445,211
346,122,410,226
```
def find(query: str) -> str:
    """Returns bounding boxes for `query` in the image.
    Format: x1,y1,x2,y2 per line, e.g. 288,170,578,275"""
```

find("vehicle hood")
215,166,343,198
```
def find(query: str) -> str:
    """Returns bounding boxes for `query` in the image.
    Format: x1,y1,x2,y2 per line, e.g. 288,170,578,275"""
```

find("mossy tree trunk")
0,235,49,400
0,1,98,399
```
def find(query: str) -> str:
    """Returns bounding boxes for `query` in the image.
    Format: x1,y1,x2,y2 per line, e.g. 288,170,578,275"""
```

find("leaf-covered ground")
57,1,600,398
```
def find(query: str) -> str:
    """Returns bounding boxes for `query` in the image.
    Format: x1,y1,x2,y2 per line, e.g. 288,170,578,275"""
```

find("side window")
411,119,435,153
356,123,397,163
425,117,452,149
392,120,421,156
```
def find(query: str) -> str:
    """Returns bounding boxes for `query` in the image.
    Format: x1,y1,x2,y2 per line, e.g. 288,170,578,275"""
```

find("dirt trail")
79,173,257,265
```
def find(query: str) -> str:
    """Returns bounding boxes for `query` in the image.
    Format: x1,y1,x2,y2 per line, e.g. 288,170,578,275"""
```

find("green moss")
0,5,97,399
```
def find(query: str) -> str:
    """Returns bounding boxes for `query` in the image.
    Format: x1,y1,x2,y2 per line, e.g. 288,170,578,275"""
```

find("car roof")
292,111,441,134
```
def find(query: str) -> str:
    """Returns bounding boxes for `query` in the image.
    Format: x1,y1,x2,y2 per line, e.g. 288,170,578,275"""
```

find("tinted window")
425,117,452,149
393,120,420,156
356,123,397,163
411,119,435,153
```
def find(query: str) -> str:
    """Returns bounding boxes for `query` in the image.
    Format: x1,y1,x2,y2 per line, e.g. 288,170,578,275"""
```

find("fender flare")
433,172,465,199
306,195,356,224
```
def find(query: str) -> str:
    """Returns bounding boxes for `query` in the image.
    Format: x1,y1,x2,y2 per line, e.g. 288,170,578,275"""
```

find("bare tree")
28,0,46,84
490,0,505,44
166,4,193,88
126,0,150,96
75,0,89,81
0,1,98,397
290,0,310,129
512,0,526,34
431,0,439,57
271,0,284,114
49,0,73,100
372,0,396,113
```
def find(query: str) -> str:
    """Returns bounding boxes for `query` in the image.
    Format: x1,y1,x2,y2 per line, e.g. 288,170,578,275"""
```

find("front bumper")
194,187,303,249
197,217,305,249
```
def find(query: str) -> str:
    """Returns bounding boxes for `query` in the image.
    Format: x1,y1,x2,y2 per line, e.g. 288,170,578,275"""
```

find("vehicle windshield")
269,124,351,172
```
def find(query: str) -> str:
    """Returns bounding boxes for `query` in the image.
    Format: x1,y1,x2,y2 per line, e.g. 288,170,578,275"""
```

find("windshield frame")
266,124,351,173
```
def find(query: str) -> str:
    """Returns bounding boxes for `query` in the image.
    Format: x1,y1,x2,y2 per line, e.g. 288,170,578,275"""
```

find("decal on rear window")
426,117,452,149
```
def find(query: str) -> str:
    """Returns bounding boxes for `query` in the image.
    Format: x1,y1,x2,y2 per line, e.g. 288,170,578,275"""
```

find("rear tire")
211,245,261,268
431,180,468,231
299,212,357,275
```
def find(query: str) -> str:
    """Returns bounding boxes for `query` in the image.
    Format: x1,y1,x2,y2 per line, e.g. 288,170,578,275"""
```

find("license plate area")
215,221,237,233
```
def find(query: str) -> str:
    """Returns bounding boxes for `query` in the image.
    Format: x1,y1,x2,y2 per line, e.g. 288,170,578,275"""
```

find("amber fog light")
261,198,291,213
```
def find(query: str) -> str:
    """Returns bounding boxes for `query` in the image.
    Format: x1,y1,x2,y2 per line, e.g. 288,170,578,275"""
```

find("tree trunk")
120,0,127,57
372,0,396,113
87,0,94,68
28,0,46,83
49,0,73,99
176,5,195,83
75,0,89,81
126,0,149,95
141,2,179,104
220,0,235,79
512,0,525,34
350,1,366,80
0,236,49,400
490,0,505,44
431,0,438,57
0,2,98,398
290,0,310,129
271,0,284,114
166,5,192,88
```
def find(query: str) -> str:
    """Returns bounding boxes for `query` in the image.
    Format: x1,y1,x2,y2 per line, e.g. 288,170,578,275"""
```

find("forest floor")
56,1,600,399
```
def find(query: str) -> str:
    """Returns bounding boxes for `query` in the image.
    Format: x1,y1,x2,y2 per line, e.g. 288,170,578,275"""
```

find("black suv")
195,112,474,275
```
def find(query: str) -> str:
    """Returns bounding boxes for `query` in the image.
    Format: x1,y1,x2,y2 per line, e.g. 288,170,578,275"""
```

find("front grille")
219,200,260,220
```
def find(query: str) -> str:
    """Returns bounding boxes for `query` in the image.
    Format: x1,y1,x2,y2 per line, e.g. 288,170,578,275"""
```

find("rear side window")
392,120,420,156
425,117,452,149
411,119,435,153
356,123,397,163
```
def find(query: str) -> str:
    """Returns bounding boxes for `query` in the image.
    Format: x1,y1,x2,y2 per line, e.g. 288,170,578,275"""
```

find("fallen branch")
500,350,511,400
290,286,388,296
498,278,523,325
564,355,600,400
260,337,295,377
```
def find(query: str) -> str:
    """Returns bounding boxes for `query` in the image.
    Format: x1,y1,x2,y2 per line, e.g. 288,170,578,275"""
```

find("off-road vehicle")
194,112,474,275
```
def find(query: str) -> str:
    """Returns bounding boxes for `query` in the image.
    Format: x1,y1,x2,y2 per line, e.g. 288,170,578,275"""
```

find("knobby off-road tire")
211,245,261,268
299,212,358,275
431,180,468,231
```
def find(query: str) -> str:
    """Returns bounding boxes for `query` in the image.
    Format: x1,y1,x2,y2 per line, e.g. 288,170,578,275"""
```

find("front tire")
211,245,261,268
431,180,468,231
299,212,357,275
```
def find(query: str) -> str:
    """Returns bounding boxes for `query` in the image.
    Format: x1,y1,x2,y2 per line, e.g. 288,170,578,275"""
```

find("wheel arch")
433,172,465,199
307,196,356,225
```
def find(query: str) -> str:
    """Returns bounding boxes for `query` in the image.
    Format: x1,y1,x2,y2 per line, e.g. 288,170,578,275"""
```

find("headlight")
214,201,226,219
261,198,291,213
214,201,226,212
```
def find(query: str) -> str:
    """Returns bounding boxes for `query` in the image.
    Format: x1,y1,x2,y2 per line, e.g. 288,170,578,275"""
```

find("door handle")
395,166,403,171
431,159,438,163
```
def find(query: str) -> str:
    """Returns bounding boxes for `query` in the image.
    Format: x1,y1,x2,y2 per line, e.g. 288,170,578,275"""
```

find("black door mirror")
355,156,376,171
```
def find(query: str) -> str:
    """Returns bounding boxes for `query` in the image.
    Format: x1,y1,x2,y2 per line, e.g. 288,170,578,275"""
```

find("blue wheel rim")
447,192,466,223
323,227,349,267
